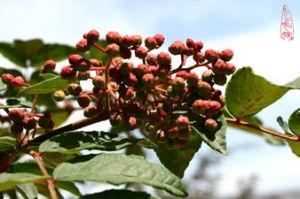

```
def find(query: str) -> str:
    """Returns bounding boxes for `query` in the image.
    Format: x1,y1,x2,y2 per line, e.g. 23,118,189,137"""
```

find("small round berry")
192,99,206,115
90,59,102,67
213,74,227,85
195,41,204,51
60,66,76,79
135,47,147,59
11,123,23,135
212,59,227,74
205,49,219,63
225,63,236,75
167,127,179,139
145,37,157,50
128,116,137,128
172,77,185,90
1,73,14,85
77,59,91,72
76,39,90,52
78,71,90,80
53,90,65,101
8,109,26,123
142,73,155,85
23,118,36,130
146,54,157,65
132,34,142,46
84,105,98,117
168,40,185,55
182,47,194,56
219,49,234,62
67,83,82,96
68,54,82,65
204,118,218,132
176,71,189,79
197,80,212,97
187,72,199,87
176,116,190,130
86,29,99,43
38,116,54,130
106,31,121,44
105,43,120,56
126,73,138,86
186,38,195,48
157,52,171,67
202,70,213,82
124,87,136,99
77,94,91,108
11,76,26,87
120,62,134,75
120,47,132,59
43,60,56,73
120,35,134,47
93,76,105,88
154,34,165,47
193,52,206,63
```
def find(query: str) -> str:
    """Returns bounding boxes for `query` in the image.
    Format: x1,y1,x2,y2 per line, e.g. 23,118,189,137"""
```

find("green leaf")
17,183,38,199
288,108,300,136
53,153,188,197
191,113,227,154
0,40,76,68
225,67,300,119
0,97,34,109
277,116,300,156
0,78,7,91
80,189,158,199
39,131,138,154
153,133,202,178
0,40,42,67
11,161,81,196
0,172,49,191
20,75,73,94
30,44,77,67
0,136,16,150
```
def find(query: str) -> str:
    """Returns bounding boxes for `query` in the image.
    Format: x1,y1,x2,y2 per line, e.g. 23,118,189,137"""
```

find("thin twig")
30,150,58,199
226,117,300,142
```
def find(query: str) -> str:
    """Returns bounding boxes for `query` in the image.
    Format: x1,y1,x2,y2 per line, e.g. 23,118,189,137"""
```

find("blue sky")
1,0,300,197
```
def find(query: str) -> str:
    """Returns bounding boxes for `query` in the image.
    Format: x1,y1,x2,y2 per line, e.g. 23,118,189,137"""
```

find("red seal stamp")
280,4,294,40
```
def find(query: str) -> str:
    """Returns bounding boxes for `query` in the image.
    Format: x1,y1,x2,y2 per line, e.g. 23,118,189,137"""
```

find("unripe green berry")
53,90,65,101
67,83,82,96
202,70,213,82
213,74,227,85
93,76,105,88
78,71,90,80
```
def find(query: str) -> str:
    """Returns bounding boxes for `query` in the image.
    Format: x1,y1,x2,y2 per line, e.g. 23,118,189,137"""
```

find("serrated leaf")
0,136,16,150
80,189,158,199
17,183,38,199
39,131,137,154
191,113,227,154
153,133,202,178
53,153,188,197
288,108,300,136
225,67,300,119
0,172,49,191
20,75,72,94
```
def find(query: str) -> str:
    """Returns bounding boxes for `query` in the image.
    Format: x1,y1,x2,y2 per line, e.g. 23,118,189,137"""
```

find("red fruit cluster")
8,109,54,135
1,74,30,89
44,30,236,149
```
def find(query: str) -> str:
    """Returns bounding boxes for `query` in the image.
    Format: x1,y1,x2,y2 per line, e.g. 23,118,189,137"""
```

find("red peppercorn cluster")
1,74,30,89
7,109,54,136
5,30,235,148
